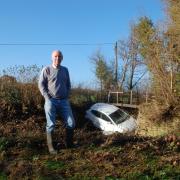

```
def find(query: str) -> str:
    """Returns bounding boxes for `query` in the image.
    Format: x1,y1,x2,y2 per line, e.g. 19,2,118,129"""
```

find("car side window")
91,110,101,118
91,110,112,123
101,113,112,122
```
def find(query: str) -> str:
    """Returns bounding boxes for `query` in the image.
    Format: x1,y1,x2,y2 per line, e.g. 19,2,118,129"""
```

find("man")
38,50,75,154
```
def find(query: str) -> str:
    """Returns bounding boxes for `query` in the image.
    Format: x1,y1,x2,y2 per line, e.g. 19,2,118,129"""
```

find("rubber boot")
46,132,57,154
66,129,74,148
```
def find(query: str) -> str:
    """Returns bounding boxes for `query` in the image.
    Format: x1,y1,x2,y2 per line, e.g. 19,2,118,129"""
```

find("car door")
90,110,103,129
100,112,115,132
91,110,115,131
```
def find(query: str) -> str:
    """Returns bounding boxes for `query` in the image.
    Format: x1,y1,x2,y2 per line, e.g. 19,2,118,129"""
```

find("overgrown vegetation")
90,0,180,123
0,65,179,178
0,0,179,179
0,116,179,179
0,65,103,121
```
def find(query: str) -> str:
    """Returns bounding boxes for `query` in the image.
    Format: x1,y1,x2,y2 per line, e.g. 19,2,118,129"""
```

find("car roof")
90,103,119,115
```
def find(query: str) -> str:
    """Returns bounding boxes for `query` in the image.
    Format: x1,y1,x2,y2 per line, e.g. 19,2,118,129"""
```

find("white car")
85,103,137,135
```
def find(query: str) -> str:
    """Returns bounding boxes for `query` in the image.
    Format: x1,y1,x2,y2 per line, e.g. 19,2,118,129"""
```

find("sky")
0,0,165,87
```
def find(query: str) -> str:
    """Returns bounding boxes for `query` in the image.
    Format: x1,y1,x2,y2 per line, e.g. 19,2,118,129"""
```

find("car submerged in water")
85,103,137,135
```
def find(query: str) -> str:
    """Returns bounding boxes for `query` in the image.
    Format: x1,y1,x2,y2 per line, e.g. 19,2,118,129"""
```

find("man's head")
51,50,63,68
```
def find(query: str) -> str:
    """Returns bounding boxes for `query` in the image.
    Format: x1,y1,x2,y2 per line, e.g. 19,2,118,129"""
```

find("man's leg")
65,128,74,148
58,99,75,148
44,98,57,154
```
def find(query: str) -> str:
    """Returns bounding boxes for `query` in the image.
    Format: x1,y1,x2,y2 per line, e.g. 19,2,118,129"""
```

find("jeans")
44,98,75,133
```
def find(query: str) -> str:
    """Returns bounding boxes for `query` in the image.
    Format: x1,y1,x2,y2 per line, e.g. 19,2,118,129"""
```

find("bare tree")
118,24,145,91
117,40,129,89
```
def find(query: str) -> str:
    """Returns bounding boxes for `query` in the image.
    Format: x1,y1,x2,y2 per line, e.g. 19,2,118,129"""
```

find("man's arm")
66,68,71,96
38,67,51,99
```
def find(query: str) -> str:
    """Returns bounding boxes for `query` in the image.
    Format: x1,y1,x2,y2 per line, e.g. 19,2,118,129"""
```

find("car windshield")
109,109,130,124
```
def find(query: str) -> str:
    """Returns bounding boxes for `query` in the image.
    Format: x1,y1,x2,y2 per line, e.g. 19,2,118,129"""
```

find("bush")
0,76,44,120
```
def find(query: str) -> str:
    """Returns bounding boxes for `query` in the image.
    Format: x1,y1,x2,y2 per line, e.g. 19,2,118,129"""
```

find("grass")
0,172,7,180
137,113,180,137
0,116,179,179
0,137,9,152
44,160,66,170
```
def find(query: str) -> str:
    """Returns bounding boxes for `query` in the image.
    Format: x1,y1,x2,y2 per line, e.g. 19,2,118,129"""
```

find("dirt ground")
0,115,179,179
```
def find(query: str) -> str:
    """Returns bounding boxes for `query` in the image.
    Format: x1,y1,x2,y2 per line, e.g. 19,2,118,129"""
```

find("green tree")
165,0,180,96
134,16,177,105
90,50,114,91
134,16,155,59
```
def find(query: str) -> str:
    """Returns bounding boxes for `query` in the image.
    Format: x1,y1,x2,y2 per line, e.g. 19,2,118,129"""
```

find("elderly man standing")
38,50,75,154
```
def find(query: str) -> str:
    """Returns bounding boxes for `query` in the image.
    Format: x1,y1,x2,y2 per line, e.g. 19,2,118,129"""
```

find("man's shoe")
49,149,57,155
66,143,79,149
47,132,57,154
66,128,75,149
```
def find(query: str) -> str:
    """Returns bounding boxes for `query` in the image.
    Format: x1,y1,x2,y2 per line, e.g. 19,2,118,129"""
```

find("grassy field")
0,115,179,180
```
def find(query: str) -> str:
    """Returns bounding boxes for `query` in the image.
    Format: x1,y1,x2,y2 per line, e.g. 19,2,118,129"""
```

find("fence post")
117,92,118,104
108,91,110,103
145,89,148,103
130,90,133,104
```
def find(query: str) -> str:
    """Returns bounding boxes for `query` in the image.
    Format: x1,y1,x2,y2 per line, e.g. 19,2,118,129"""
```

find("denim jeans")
44,98,75,133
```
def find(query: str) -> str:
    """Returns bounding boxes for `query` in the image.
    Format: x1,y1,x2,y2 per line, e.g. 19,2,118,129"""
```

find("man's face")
52,51,63,67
